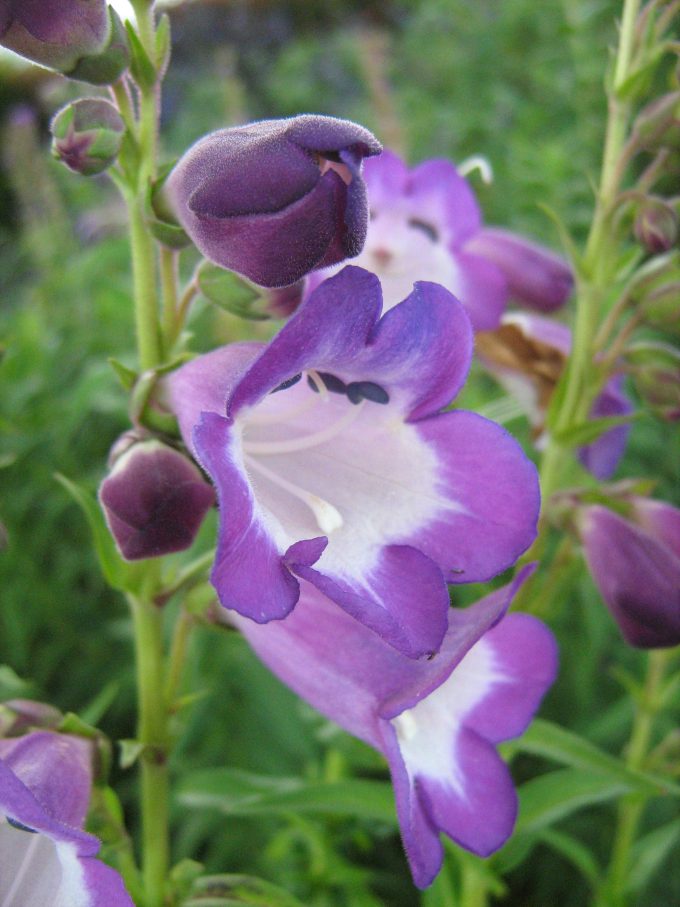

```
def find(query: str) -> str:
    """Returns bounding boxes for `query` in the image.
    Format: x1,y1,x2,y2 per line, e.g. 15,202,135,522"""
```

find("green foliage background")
0,1,678,904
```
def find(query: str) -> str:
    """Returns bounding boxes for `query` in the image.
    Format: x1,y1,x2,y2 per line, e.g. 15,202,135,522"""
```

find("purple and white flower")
306,150,572,330
231,571,558,888
477,312,633,480
166,115,381,288
0,730,133,906
579,497,680,648
167,266,540,658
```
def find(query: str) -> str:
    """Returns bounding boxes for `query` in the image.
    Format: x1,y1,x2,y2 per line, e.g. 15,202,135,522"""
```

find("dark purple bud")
99,439,215,561
466,227,573,312
51,98,124,176
634,196,679,254
0,0,110,76
165,115,382,288
579,500,680,648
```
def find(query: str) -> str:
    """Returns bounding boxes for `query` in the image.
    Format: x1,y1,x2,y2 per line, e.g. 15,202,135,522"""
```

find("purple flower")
0,730,133,905
476,313,632,480
579,498,680,648
165,115,382,288
99,439,215,561
0,0,110,74
306,151,572,330
230,571,558,888
167,266,540,658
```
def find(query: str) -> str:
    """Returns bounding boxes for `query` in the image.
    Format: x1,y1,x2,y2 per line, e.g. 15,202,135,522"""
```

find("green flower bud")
626,341,680,422
633,196,679,254
51,98,125,176
633,92,680,152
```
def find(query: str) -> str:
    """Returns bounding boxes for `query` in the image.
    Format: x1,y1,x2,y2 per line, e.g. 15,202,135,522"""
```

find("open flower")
165,115,382,288
230,571,558,888
476,313,633,479
579,498,680,648
167,266,540,658
0,0,110,74
0,730,133,906
306,150,572,330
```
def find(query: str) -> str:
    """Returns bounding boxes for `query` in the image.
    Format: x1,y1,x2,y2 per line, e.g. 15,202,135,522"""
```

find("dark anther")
8,817,38,834
408,218,439,242
307,371,347,395
271,373,302,393
449,567,465,575
346,381,390,405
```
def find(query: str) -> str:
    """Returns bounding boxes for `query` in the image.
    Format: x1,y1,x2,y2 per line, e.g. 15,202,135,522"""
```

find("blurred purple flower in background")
166,115,382,288
306,150,572,330
579,497,680,648
232,571,558,888
0,0,110,74
99,438,215,561
167,266,540,658
0,730,133,906
477,313,633,479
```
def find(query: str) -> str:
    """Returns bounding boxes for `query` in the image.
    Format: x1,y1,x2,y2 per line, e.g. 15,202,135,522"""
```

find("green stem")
129,593,170,907
160,247,179,352
599,650,670,906
127,192,162,371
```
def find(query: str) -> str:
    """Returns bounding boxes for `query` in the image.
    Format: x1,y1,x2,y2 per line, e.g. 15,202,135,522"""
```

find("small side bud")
633,92,680,152
626,341,680,422
99,439,215,561
633,196,679,254
51,98,125,176
0,700,63,738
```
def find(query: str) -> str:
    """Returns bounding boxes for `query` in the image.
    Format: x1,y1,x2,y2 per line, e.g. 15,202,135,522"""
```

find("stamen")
2,827,42,906
407,218,439,242
271,373,302,393
346,381,389,405
245,455,343,534
307,371,347,395
244,400,365,456
306,369,329,398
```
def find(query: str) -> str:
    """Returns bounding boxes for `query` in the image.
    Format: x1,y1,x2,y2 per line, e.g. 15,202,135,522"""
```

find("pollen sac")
272,374,302,393
346,380,390,405
307,371,348,395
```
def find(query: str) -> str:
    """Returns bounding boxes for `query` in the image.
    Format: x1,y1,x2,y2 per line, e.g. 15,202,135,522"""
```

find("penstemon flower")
167,266,540,658
579,497,680,648
476,313,633,479
230,570,558,888
305,150,572,330
165,115,382,288
0,730,133,906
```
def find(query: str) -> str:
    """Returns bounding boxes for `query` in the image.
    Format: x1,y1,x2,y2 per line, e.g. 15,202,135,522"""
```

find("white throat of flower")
0,819,62,907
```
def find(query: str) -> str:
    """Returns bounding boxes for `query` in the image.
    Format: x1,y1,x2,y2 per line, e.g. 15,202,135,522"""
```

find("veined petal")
363,150,410,210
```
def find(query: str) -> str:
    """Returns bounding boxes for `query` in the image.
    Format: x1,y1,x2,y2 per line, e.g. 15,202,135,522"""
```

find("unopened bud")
626,341,680,421
65,8,129,85
0,700,63,738
630,251,680,334
51,98,125,176
633,196,678,254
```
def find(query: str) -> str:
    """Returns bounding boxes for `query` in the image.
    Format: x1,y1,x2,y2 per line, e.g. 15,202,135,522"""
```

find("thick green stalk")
598,650,670,906
128,192,162,370
129,593,170,907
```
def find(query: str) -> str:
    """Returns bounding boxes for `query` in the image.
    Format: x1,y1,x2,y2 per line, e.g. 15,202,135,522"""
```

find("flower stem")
598,649,670,906
129,593,170,907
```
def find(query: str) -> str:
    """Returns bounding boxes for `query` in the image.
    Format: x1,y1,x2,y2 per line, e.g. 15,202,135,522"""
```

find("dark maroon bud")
633,196,678,254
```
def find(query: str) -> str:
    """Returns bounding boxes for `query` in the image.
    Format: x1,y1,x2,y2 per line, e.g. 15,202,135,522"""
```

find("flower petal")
578,375,632,480
408,159,482,246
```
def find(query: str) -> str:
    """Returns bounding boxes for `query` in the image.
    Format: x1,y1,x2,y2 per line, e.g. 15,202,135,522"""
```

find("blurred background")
0,1,678,905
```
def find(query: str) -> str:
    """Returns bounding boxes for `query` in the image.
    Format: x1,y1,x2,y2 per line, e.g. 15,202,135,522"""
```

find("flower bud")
165,115,382,288
626,341,680,422
51,98,124,176
0,0,111,77
633,196,678,254
578,499,680,648
633,91,680,152
99,439,215,561
630,250,680,333
465,227,573,312
0,700,62,738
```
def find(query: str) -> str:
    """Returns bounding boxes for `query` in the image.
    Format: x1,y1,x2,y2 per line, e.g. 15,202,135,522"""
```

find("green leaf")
125,22,157,90
517,719,680,797
155,13,172,74
184,873,306,907
54,474,144,593
197,264,270,321
553,411,640,447
108,357,137,391
628,817,680,893
118,738,145,769
178,768,396,824
538,829,600,884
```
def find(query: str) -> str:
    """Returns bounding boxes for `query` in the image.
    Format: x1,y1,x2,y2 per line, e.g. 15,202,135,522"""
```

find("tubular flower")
231,571,558,889
579,498,680,648
0,0,110,74
165,115,382,288
167,266,540,658
99,438,215,561
0,730,133,906
306,150,572,330
476,313,633,480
